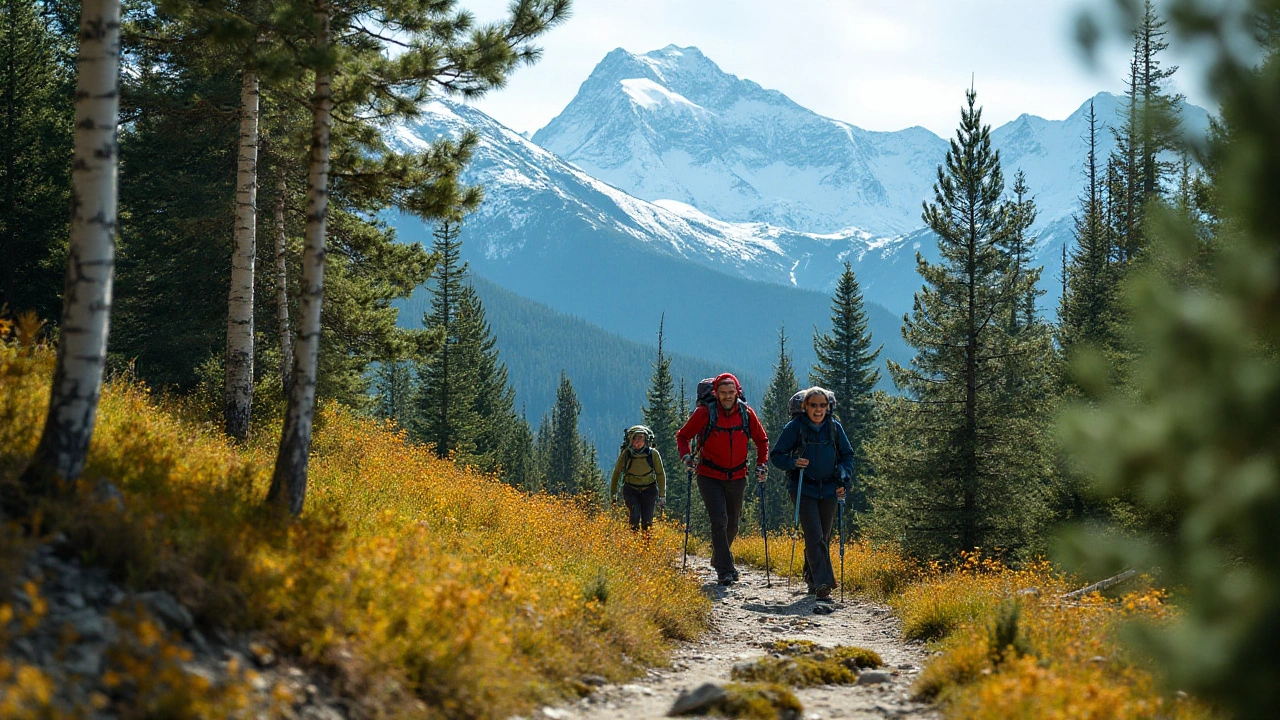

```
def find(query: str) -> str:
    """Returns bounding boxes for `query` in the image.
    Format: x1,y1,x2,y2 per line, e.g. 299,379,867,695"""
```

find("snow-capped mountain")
533,45,1212,304
533,45,946,236
384,99,912,381
387,99,933,311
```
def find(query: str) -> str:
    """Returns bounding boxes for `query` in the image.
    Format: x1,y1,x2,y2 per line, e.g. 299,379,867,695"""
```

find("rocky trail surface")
537,561,939,720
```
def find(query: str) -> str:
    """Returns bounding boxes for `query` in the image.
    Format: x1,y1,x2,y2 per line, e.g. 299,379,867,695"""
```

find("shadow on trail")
741,596,818,617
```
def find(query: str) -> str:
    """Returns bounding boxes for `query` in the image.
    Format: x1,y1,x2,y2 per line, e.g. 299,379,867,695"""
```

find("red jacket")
677,401,769,481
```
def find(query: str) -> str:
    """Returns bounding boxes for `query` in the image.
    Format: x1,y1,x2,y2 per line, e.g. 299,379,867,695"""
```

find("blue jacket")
769,416,855,500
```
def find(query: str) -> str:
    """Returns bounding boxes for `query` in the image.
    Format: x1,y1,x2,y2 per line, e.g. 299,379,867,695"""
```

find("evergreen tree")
455,282,522,475
756,326,799,530
543,371,587,495
642,314,681,506
0,0,73,321
372,360,415,429
872,88,1054,559
501,409,537,492
1002,170,1041,334
811,261,882,520
1060,100,1117,355
1059,4,1280,712
414,217,481,459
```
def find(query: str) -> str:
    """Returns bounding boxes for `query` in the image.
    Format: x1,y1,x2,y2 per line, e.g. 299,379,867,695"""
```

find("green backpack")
619,425,658,484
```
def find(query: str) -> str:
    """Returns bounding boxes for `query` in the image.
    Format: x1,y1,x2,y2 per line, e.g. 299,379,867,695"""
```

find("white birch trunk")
268,5,331,516
273,175,292,392
19,0,120,496
224,69,259,442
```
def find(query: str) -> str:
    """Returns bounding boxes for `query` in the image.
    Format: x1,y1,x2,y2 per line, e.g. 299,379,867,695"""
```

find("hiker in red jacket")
676,373,769,585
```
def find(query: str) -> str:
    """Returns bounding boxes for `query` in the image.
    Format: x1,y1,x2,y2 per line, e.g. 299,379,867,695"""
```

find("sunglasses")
807,402,829,408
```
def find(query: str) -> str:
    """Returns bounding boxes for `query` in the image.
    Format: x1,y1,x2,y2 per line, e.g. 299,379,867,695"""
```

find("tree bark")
268,4,330,517
274,174,292,392
16,0,120,501
224,69,259,442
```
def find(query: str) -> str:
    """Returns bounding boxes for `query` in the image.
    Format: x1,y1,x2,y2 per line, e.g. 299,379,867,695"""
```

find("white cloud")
461,0,1215,137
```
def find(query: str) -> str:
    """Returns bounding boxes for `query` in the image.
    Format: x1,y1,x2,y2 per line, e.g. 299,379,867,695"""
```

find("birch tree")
225,65,259,441
266,0,571,516
13,0,121,507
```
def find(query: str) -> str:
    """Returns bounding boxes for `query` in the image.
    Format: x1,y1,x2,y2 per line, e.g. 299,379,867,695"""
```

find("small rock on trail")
540,562,939,719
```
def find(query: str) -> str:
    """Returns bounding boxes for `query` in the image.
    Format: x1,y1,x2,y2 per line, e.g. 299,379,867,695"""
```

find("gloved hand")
682,454,697,470
756,463,768,482
657,496,666,510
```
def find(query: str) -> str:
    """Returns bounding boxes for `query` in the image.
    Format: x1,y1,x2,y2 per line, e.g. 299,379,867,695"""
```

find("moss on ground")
719,682,803,720
732,641,884,688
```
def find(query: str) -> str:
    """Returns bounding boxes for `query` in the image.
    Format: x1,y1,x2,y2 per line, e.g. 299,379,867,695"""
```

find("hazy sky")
460,0,1216,138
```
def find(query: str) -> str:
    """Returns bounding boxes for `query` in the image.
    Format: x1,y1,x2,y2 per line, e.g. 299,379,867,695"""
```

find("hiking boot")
730,569,740,583
718,574,734,586
815,585,833,601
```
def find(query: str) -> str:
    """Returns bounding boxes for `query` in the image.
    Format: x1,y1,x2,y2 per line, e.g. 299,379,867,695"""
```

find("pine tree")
1060,100,1117,355
0,0,72,322
811,261,882,511
757,326,799,530
873,88,1054,558
543,371,584,495
455,282,522,475
372,360,415,429
413,217,481,460
1002,170,1041,334
642,314,681,505
502,409,538,492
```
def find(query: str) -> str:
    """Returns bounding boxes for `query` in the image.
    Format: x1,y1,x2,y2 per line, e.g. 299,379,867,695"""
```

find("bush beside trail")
0,346,711,718
734,541,1220,719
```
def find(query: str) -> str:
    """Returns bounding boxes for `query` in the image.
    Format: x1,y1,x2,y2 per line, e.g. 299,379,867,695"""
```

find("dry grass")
730,642,882,687
0,342,711,718
733,535,918,599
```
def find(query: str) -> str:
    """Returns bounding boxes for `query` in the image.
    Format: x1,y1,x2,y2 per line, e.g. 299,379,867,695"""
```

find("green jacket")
609,447,666,497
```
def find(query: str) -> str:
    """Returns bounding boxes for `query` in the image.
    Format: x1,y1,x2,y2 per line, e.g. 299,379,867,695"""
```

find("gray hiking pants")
622,483,658,532
697,475,746,577
790,490,838,591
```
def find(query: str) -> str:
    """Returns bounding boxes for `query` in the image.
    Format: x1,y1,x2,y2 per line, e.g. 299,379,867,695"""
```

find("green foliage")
872,88,1056,560
540,372,598,496
643,315,682,505
0,0,73,322
747,326,798,534
810,263,881,528
1059,2,1280,716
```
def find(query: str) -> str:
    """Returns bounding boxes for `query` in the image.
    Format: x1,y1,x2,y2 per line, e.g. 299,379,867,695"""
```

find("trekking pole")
682,442,696,572
837,496,846,603
759,481,772,588
786,468,805,587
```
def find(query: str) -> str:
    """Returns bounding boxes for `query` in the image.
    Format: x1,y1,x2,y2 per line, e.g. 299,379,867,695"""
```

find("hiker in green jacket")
610,425,667,532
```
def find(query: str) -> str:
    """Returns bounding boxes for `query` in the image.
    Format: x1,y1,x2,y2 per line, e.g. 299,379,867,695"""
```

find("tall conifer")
758,326,799,528
642,314,681,506
811,262,881,509
874,88,1054,558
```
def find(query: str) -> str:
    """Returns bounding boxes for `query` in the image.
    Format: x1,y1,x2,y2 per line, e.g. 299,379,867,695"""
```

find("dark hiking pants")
789,489,838,591
622,483,658,532
698,475,746,578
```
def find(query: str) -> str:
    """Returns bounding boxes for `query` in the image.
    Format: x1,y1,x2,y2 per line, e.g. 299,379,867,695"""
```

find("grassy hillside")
0,345,710,718
398,274,768,451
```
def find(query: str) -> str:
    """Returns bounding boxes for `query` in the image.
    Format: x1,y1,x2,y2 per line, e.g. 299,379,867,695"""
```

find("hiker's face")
630,434,646,450
716,383,737,410
804,395,829,424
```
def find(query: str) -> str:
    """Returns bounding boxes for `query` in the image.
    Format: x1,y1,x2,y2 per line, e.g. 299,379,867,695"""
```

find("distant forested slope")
398,275,767,452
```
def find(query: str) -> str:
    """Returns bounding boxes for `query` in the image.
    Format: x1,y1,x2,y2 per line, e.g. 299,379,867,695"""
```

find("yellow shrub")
0,346,711,719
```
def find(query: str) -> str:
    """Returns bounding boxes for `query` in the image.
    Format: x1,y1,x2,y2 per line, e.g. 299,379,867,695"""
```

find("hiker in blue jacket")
769,386,854,601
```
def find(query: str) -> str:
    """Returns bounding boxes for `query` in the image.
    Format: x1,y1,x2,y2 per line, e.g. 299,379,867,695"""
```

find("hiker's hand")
658,496,666,510
756,464,768,482
794,458,810,468
836,487,846,499
682,454,697,469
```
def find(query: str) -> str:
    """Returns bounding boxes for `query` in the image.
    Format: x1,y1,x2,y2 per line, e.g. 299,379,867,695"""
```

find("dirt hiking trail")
538,560,940,719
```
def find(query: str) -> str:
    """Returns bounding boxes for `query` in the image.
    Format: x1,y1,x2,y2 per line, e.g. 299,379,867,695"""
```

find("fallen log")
1061,568,1139,600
